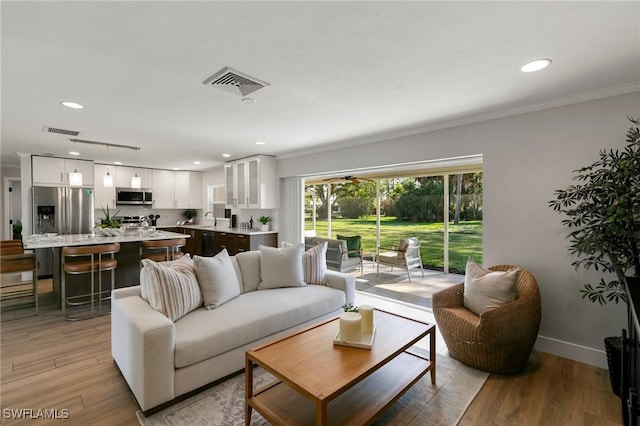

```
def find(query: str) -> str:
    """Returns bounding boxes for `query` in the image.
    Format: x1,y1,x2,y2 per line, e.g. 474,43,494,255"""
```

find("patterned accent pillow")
304,241,328,285
140,257,203,321
140,254,193,302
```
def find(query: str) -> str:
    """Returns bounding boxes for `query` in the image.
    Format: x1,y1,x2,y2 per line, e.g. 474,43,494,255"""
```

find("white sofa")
111,250,355,415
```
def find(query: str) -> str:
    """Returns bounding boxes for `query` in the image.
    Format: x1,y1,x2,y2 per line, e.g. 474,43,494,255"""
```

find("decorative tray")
333,326,376,350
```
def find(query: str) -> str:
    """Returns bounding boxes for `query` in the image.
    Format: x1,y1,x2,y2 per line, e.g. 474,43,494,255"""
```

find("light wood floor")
1,282,622,425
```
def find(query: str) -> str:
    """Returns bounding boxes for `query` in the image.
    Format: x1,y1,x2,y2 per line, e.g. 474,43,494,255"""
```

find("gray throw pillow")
194,250,241,309
258,244,305,289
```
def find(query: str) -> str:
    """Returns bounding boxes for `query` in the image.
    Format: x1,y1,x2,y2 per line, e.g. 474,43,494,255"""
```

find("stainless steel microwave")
116,188,153,205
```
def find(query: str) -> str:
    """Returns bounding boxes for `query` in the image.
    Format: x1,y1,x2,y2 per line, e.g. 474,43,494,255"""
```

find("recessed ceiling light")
69,151,80,156
255,141,266,145
222,153,231,158
60,101,84,109
114,161,122,165
193,161,201,165
242,97,257,104
520,59,552,73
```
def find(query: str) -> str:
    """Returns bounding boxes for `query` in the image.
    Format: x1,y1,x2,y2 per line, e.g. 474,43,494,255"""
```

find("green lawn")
306,216,482,273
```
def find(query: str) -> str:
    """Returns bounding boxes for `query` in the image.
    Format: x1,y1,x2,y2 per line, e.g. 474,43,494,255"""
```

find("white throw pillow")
140,257,202,322
304,241,328,285
258,244,305,289
463,258,518,315
194,250,242,309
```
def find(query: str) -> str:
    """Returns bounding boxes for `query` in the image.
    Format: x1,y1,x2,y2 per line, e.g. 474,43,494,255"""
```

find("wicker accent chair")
432,265,541,374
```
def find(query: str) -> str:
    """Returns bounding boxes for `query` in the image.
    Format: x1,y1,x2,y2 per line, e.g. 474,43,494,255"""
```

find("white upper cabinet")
175,171,203,209
93,164,117,209
32,156,94,187
152,170,203,209
152,169,175,208
115,166,152,188
225,155,277,209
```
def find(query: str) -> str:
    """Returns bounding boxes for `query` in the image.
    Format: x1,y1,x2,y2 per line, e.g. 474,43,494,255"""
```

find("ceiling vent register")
42,126,80,136
202,66,270,97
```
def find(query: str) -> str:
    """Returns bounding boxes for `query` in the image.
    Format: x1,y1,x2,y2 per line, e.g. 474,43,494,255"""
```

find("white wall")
277,92,640,368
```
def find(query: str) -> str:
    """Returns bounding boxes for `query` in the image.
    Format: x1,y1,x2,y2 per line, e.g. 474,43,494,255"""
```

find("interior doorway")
4,177,22,240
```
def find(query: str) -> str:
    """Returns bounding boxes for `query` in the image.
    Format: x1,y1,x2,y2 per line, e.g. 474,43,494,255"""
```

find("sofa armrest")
325,270,355,305
112,286,141,300
111,294,176,412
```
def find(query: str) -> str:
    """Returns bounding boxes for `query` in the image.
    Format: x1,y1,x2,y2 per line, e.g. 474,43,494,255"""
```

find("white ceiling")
2,1,639,171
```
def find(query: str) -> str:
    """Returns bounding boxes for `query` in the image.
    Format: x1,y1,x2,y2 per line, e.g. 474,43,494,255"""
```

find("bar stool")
61,243,120,321
139,238,186,264
0,240,38,314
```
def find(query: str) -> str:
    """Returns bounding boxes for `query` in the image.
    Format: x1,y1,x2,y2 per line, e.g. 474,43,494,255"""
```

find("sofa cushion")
303,241,328,285
173,285,346,368
140,258,202,322
193,250,241,309
258,244,305,290
463,258,518,315
235,251,261,293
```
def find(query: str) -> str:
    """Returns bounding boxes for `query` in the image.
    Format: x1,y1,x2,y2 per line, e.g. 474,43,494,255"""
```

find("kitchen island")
24,230,190,309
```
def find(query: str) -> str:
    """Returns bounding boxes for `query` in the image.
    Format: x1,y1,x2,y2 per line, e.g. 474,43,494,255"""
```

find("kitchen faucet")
204,211,217,226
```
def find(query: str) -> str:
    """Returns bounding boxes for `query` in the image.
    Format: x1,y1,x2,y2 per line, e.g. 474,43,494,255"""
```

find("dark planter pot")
604,335,622,398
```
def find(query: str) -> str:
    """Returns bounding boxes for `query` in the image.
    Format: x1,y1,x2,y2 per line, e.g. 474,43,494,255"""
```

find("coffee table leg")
245,356,254,426
430,327,436,384
316,401,327,426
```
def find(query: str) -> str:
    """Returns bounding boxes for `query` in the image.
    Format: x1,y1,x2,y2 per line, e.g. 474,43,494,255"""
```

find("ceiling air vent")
42,126,80,136
202,66,270,97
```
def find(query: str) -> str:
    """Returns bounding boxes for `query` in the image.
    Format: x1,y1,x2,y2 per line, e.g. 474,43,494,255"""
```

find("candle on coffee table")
359,305,374,334
339,312,362,342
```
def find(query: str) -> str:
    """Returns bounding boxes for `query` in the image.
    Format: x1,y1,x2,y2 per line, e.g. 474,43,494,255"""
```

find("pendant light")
68,142,83,186
103,146,114,187
131,148,141,188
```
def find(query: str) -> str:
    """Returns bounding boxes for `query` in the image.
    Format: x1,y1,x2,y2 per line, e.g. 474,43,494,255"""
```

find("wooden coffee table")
245,309,436,425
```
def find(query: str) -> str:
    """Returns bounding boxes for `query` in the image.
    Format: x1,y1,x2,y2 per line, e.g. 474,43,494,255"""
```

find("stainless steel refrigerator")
33,186,95,276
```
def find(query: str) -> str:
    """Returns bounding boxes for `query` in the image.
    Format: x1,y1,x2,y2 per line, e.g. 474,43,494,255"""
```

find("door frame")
4,176,21,240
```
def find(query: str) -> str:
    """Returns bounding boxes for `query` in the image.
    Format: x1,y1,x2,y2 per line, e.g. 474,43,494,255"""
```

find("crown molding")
277,82,640,160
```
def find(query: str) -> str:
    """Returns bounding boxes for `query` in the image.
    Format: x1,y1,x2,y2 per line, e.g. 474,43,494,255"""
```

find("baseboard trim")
535,335,607,369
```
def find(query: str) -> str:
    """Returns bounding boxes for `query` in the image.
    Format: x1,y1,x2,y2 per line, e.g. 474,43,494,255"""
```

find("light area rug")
137,353,489,426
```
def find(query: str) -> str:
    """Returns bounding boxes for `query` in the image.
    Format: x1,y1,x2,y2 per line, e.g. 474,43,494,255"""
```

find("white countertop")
158,224,277,236
23,230,190,249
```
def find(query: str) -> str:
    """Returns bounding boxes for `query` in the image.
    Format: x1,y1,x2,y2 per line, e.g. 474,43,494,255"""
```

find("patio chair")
376,237,424,282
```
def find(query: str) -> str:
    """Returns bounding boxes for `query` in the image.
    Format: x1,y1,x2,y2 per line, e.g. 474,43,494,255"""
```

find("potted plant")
258,216,271,231
99,206,122,228
549,116,640,396
182,209,198,224
12,220,22,240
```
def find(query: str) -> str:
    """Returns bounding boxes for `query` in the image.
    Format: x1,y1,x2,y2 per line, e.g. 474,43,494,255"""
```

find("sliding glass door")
304,170,482,274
